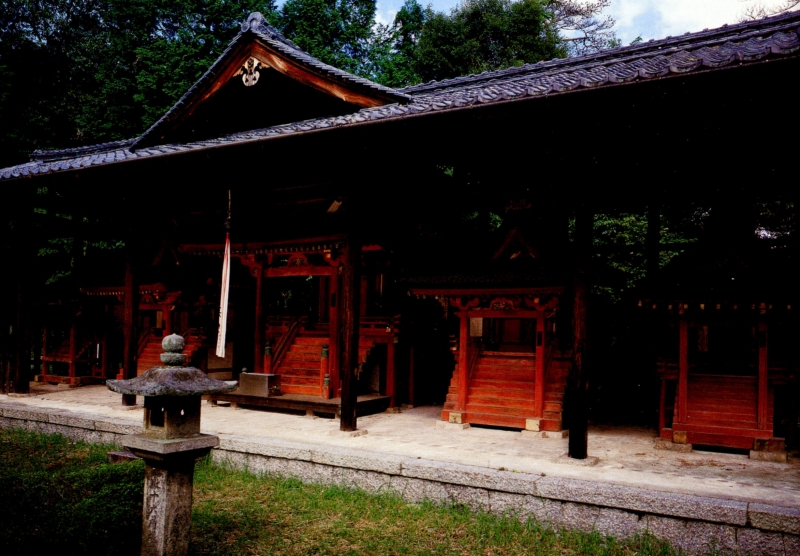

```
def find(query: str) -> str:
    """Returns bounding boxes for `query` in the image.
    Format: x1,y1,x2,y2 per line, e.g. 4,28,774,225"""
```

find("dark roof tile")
3,11,800,182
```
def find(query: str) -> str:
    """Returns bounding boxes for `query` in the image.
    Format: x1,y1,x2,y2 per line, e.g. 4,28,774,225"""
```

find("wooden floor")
207,392,392,417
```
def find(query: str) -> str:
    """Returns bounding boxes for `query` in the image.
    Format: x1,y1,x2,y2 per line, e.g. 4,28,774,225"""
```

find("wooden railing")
137,327,153,359
271,316,306,370
467,338,480,380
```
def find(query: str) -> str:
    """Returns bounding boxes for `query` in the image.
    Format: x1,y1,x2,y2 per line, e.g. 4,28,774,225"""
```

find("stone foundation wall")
2,402,798,556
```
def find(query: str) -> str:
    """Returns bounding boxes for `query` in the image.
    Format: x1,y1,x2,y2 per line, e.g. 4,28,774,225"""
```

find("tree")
415,0,566,83
276,0,377,76
368,0,427,87
740,1,800,20
546,0,616,56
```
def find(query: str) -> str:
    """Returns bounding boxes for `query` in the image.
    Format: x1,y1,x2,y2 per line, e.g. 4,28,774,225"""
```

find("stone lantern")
108,334,236,556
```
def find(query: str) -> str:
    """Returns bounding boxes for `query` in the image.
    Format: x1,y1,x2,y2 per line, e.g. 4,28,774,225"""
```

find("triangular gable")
133,12,409,150
492,226,540,261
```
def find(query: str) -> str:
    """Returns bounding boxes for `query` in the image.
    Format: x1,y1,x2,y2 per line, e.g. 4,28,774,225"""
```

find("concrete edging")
1,401,798,555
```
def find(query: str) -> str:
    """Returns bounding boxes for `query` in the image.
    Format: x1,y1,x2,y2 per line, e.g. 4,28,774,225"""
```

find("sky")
369,0,796,45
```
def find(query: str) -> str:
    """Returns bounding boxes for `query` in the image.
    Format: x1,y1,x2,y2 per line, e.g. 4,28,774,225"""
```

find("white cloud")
609,0,798,44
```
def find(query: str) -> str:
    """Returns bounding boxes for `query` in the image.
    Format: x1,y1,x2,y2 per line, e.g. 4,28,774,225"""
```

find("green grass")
1,428,689,556
0,428,144,555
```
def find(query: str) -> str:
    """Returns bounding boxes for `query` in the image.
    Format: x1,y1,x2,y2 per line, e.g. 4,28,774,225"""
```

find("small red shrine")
181,237,398,415
644,241,796,459
407,225,571,432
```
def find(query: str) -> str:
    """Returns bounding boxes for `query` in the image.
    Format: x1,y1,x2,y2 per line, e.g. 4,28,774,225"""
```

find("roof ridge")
400,9,800,95
30,138,137,163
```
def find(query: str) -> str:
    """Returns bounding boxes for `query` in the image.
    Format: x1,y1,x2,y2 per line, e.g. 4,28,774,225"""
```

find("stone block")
557,455,600,466
683,522,738,555
218,436,313,462
48,413,97,430
2,407,49,421
560,502,599,532
646,515,688,551
400,459,540,496
749,503,800,535
448,412,463,424
594,508,645,539
434,420,470,430
328,429,368,438
95,419,140,435
736,527,786,556
488,491,529,518
525,418,540,431
444,485,489,511
654,439,693,452
783,533,800,555
673,430,689,444
750,450,788,463
536,477,748,525
393,477,449,504
754,438,786,452
310,448,402,475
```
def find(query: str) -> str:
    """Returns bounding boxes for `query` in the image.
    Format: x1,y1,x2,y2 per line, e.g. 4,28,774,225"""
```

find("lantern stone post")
108,334,236,556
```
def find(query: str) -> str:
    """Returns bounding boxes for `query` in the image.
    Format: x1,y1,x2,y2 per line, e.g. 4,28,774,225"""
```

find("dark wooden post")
677,315,689,425
122,256,138,406
386,337,396,407
757,319,769,431
340,239,362,431
534,312,546,418
253,263,264,373
457,312,469,411
328,274,340,396
568,208,592,459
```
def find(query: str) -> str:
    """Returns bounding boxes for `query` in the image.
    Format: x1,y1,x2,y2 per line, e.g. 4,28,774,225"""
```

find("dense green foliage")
0,0,620,168
415,0,565,82
0,0,277,168
0,428,144,555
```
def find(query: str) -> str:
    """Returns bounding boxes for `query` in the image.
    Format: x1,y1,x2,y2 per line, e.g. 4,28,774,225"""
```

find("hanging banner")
216,231,231,357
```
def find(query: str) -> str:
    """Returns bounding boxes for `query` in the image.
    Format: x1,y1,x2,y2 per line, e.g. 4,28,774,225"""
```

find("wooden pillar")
458,312,469,412
757,319,769,431
41,325,48,378
340,240,362,431
534,312,546,418
568,208,592,459
121,256,138,406
329,274,340,396
318,276,329,323
659,372,667,433
68,324,77,381
253,265,264,374
677,316,689,425
386,339,396,407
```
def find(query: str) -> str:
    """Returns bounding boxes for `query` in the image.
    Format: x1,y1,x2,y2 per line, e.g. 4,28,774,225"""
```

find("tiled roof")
134,13,410,149
3,11,799,182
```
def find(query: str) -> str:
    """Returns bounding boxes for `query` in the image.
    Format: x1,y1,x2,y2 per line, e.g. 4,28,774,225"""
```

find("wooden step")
278,374,319,386
465,412,527,429
465,403,536,417
280,384,320,396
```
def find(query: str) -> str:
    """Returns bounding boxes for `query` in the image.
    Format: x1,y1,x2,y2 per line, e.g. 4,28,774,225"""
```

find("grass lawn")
0,428,692,555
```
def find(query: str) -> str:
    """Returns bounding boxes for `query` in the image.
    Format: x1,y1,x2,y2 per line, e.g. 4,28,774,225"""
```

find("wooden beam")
121,256,138,406
265,266,336,278
339,239,362,431
568,208,592,459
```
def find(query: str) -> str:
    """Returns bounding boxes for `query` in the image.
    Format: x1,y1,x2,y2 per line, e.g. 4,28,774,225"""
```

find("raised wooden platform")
207,392,392,417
